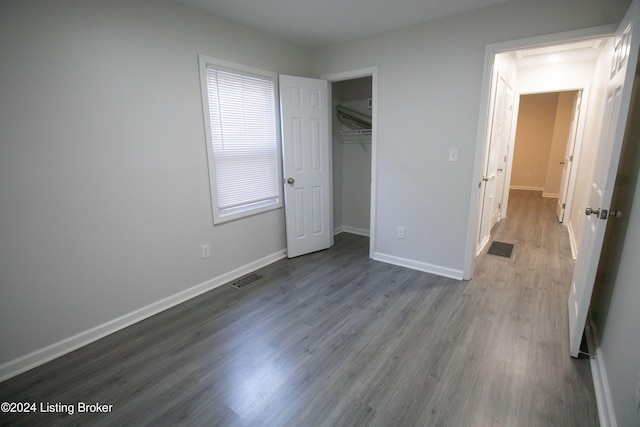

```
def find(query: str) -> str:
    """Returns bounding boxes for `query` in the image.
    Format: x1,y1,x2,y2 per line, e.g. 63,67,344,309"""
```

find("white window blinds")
202,62,282,223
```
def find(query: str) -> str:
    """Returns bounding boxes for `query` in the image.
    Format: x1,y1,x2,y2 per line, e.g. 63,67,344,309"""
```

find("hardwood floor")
0,190,599,426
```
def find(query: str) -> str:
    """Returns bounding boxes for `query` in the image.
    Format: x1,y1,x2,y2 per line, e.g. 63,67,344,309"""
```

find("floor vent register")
229,273,263,289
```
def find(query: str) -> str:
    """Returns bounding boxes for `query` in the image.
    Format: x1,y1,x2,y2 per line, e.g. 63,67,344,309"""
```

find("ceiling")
176,0,511,48
511,38,608,68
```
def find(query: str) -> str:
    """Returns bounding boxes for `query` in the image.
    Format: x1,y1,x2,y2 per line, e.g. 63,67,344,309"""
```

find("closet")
332,77,372,236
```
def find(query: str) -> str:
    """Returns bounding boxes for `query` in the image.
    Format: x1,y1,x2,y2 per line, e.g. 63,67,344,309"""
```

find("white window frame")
198,55,283,224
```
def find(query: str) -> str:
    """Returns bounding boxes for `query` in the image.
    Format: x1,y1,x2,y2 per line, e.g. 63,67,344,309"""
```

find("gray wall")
2,1,639,424
597,151,640,427
0,0,309,366
311,0,631,276
311,0,637,422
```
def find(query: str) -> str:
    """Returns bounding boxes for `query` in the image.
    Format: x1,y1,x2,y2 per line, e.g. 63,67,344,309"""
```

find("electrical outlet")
397,226,405,239
201,244,211,259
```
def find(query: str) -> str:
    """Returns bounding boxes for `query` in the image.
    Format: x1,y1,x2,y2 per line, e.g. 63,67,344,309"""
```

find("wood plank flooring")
0,190,599,426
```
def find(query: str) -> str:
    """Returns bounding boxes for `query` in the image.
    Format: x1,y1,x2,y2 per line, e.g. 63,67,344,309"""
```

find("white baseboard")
586,316,617,427
542,192,559,198
567,221,578,260
334,225,370,237
476,235,491,257
0,250,286,383
509,185,544,191
373,252,464,280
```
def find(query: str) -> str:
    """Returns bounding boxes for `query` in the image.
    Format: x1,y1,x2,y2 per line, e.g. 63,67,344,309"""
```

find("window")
199,56,282,224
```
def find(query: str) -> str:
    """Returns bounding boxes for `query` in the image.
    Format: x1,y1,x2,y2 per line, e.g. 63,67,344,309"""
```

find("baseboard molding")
476,235,491,257
510,185,544,191
334,225,370,237
542,192,559,198
0,249,286,383
586,316,617,427
567,221,578,260
373,252,463,280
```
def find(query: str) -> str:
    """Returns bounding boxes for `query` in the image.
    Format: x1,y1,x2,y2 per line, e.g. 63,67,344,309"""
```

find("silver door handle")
585,207,600,216
287,177,295,185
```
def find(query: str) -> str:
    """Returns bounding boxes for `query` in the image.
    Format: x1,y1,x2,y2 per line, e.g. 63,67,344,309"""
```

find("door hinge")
569,155,574,162
562,203,566,209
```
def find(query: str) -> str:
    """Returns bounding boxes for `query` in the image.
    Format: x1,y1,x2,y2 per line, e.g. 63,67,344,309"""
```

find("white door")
492,79,515,226
556,91,582,222
279,75,332,258
568,0,639,357
477,73,514,254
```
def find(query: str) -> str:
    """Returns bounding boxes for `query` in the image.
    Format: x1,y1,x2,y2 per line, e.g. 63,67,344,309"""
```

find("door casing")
465,24,619,279
322,67,379,259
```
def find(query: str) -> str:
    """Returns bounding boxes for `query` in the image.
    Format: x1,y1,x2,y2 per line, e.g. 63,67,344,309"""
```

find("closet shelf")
339,130,371,151
335,106,371,149
339,129,372,137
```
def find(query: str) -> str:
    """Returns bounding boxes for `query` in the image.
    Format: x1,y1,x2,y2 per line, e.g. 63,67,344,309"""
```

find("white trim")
476,234,491,257
321,67,378,260
567,221,578,259
586,316,617,427
373,252,464,280
198,54,284,225
499,82,520,221
464,24,619,279
465,40,502,280
562,85,592,226
0,250,286,383
334,225,370,237
483,25,618,56
510,185,544,191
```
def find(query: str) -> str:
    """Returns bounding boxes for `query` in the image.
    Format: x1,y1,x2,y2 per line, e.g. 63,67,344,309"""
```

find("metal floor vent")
229,273,263,289
485,241,515,261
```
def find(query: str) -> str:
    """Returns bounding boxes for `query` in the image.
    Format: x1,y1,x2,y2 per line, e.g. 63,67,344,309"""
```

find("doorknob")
610,210,624,219
585,207,610,219
585,207,600,216
287,177,295,185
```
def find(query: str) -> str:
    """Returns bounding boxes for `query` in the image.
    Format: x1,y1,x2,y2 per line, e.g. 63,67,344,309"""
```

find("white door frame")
556,90,583,224
464,24,619,279
476,71,516,256
321,67,379,259
513,86,592,234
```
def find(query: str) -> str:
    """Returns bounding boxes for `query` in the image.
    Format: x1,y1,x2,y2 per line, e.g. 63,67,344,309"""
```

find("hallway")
471,189,597,424
475,189,575,287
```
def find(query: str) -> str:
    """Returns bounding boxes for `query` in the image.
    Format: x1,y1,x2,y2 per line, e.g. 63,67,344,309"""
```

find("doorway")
510,90,581,222
323,67,378,258
468,30,616,273
331,77,372,238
